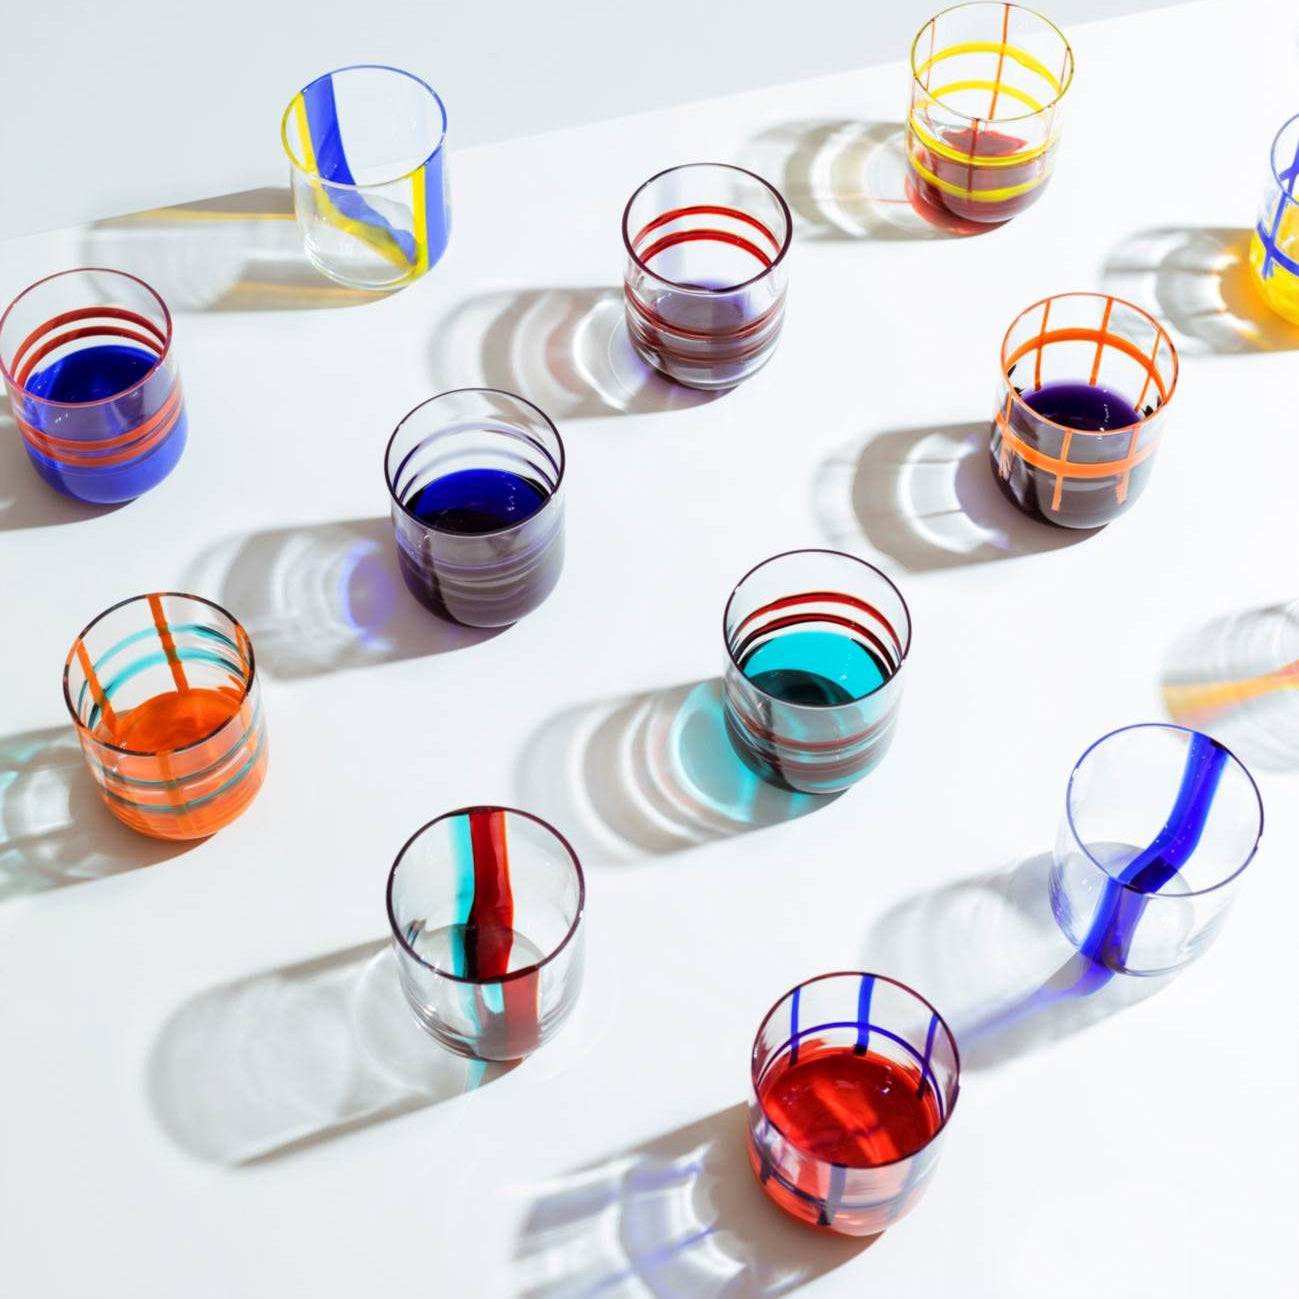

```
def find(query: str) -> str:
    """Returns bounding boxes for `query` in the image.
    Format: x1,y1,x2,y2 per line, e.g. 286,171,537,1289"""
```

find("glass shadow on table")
514,679,837,867
1102,226,1299,355
148,940,513,1166
81,188,393,313
813,422,1094,572
183,518,501,680
428,287,722,419
0,394,129,532
0,726,193,903
864,854,1170,1072
513,1103,876,1298
737,119,994,241
1162,599,1299,772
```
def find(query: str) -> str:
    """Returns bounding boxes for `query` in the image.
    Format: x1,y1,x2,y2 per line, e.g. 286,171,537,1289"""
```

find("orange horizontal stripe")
19,383,183,468
12,305,167,376
1005,327,1169,404
995,410,1161,478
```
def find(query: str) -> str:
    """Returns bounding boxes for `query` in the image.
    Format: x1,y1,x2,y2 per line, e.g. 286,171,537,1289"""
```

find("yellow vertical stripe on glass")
290,93,424,275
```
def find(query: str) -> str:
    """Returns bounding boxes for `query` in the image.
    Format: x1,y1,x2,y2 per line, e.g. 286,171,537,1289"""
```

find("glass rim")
621,162,793,296
910,1,1075,125
280,63,448,191
0,267,174,411
1063,722,1265,899
386,804,586,986
1000,291,1180,437
62,591,257,758
750,970,961,1171
1267,111,1299,211
721,548,912,711
383,387,566,538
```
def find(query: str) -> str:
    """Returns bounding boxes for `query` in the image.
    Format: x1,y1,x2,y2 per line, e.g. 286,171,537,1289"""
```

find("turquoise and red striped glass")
0,268,187,505
387,806,585,1060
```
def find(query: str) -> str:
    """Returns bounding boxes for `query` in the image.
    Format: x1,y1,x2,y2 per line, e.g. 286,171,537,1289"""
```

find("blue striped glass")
1052,724,1263,976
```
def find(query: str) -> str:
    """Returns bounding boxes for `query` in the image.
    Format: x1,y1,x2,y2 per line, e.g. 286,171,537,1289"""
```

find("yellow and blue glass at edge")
1250,111,1299,325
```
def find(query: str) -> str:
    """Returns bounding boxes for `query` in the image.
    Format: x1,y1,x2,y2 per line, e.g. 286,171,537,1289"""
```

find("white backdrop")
1,1,1296,1296
1,0,1176,237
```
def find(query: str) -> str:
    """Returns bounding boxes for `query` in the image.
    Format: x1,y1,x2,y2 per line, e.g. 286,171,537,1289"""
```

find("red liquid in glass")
910,125,1048,224
759,1041,941,1166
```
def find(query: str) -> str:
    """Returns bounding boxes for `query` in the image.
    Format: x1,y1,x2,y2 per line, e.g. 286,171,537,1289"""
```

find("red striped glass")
622,163,791,390
0,269,187,504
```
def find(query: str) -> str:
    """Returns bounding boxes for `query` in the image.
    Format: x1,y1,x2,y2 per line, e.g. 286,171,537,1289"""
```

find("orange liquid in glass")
97,686,244,749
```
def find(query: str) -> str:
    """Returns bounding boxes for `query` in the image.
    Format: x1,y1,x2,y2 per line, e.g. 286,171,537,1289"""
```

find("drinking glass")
722,550,910,793
990,292,1179,528
908,3,1074,223
0,268,186,504
384,388,565,627
622,163,792,389
63,593,267,840
282,64,450,290
1051,724,1263,976
387,806,585,1060
748,972,960,1236
1250,111,1299,325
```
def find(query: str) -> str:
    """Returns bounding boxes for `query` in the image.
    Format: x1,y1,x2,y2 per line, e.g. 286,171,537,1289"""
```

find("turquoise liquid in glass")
740,630,888,705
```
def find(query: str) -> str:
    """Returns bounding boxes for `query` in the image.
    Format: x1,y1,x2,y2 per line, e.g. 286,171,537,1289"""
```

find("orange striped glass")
63,593,267,840
990,293,1179,529
908,3,1073,224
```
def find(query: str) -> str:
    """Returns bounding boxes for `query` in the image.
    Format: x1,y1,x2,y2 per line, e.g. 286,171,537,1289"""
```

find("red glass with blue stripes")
749,972,960,1237
0,269,187,504
723,550,911,794
386,807,585,1060
622,163,792,389
1052,724,1263,977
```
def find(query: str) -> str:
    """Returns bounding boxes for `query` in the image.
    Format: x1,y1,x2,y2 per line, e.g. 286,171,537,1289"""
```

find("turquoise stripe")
95,701,265,787
94,724,266,816
448,813,476,978
84,650,245,731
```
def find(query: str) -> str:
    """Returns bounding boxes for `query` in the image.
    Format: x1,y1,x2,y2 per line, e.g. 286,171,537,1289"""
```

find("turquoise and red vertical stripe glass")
748,972,960,1236
387,806,585,1060
0,268,187,504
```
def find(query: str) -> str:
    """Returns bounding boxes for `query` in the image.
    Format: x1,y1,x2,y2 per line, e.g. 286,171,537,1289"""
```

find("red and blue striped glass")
0,269,187,505
749,972,960,1237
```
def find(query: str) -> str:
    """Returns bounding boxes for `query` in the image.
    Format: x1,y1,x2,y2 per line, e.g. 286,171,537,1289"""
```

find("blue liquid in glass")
405,468,547,534
740,630,888,706
1021,380,1142,431
22,343,186,504
397,468,560,625
26,343,157,403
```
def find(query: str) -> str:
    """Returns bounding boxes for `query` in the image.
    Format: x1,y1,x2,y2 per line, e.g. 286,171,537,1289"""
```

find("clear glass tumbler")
748,972,960,1237
990,292,1179,529
622,163,792,389
281,64,450,290
0,268,187,504
908,3,1073,224
387,806,585,1060
1051,724,1263,976
723,550,910,794
1250,112,1299,325
63,593,267,840
385,388,565,628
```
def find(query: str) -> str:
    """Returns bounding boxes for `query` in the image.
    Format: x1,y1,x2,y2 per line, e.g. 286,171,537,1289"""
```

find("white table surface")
2,1,1296,1294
